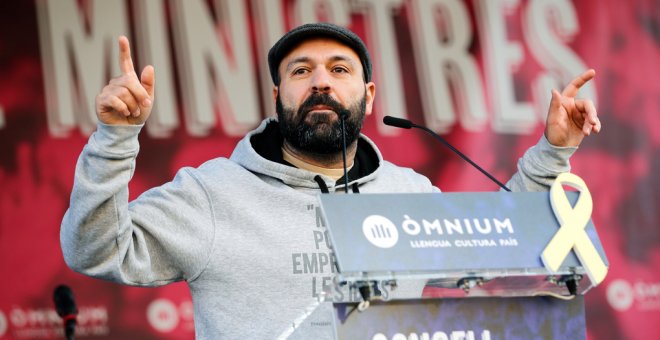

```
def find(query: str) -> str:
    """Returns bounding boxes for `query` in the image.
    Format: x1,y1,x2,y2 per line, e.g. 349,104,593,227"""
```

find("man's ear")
365,82,376,116
273,86,279,104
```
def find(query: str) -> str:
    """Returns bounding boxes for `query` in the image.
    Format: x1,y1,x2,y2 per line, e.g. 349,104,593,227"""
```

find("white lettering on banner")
133,0,179,137
0,310,6,337
607,279,660,312
635,282,660,300
0,105,5,129
32,0,593,138
9,308,26,328
408,0,487,133
295,0,350,26
475,0,535,134
354,0,407,136
5,305,109,338
77,307,108,325
524,0,597,119
372,329,491,340
36,0,129,137
171,0,260,137
178,300,195,325
19,309,58,327
252,0,286,118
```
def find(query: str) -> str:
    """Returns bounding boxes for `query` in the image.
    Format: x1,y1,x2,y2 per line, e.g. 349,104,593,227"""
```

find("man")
61,23,600,338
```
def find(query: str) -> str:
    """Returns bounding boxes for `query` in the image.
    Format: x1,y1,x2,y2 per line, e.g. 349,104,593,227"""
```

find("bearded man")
61,23,600,338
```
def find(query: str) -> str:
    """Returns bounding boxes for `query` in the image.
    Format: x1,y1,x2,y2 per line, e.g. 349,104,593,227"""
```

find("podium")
280,190,608,339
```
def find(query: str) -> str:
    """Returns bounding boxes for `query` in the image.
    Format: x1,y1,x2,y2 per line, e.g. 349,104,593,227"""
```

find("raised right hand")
544,69,600,147
96,36,155,125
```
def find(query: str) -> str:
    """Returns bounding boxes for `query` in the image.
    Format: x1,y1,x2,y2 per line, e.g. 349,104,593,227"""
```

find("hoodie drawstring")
313,175,361,194
313,175,330,194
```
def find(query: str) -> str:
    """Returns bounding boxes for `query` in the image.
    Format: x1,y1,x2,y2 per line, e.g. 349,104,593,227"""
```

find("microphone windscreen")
383,116,413,129
53,285,78,317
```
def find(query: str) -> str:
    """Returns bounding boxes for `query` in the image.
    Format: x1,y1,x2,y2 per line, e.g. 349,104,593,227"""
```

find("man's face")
274,38,376,154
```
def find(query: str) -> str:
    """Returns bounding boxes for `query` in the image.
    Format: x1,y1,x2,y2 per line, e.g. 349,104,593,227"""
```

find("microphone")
53,285,78,340
338,111,350,193
382,116,413,129
383,116,511,192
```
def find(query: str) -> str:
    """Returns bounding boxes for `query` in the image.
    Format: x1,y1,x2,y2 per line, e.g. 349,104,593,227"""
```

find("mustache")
297,93,348,122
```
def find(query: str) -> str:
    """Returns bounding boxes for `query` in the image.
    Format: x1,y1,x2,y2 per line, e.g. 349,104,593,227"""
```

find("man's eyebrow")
286,56,312,71
285,54,358,71
328,55,358,68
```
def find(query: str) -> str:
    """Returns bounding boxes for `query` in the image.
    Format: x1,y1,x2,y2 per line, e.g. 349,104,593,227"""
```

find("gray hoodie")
61,117,575,338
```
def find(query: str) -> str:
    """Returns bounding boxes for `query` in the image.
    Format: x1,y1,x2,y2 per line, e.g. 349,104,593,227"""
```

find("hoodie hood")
230,118,382,191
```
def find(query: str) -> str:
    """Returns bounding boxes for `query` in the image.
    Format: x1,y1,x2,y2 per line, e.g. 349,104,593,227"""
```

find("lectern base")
285,296,585,339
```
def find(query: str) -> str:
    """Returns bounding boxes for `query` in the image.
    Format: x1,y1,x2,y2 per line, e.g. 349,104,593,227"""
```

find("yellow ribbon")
542,173,608,285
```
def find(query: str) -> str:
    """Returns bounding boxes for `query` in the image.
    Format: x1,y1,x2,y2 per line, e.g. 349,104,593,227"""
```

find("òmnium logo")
147,299,179,333
363,215,398,248
607,279,634,311
606,278,660,312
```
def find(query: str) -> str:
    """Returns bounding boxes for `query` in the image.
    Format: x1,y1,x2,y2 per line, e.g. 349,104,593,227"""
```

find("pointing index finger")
118,35,136,75
561,69,595,98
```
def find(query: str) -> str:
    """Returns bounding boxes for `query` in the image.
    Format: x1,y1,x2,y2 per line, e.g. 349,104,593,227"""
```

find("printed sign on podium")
281,180,608,339
318,190,607,298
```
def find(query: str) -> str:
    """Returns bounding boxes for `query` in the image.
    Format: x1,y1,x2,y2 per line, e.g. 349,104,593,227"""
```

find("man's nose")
311,67,332,93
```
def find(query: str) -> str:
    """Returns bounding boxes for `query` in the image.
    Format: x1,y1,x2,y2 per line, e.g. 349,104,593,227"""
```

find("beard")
276,91,366,155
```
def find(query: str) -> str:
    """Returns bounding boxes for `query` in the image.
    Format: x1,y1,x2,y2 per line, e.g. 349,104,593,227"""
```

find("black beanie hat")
267,22,372,85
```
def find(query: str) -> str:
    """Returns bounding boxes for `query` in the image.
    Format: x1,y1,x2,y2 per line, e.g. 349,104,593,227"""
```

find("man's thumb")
140,65,155,101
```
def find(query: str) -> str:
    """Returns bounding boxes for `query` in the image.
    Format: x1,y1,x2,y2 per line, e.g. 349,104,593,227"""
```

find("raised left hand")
545,69,601,147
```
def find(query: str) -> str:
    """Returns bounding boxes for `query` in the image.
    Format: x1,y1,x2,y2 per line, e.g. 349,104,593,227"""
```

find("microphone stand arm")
340,114,350,193
412,123,511,192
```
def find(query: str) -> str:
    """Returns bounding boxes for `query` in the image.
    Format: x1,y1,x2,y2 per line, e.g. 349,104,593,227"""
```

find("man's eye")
293,68,308,75
333,67,349,73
